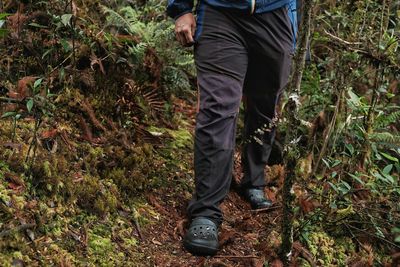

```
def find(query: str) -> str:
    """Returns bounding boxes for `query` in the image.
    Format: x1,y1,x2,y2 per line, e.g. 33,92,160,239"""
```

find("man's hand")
175,13,196,47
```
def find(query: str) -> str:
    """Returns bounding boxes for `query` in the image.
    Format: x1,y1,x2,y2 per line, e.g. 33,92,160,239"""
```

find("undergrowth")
0,0,399,266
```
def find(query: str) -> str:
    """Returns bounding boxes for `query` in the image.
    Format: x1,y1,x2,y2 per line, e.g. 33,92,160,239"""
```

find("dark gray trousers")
188,3,294,225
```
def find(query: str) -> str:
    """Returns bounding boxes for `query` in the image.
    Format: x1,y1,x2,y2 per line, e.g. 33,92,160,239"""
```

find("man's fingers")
174,13,196,46
176,25,194,46
183,27,194,44
191,23,196,39
175,31,184,46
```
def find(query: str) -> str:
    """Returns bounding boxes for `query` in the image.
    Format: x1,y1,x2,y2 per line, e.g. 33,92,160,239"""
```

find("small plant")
0,13,10,38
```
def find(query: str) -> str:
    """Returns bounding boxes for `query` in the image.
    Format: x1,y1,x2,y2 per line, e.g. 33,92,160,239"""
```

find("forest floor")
136,119,288,267
139,171,285,267
104,97,291,267
0,95,308,267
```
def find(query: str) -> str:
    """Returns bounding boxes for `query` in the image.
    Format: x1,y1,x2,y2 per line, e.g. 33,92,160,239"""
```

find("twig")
324,31,400,69
323,30,362,46
344,224,372,254
208,260,229,267
48,53,73,76
252,205,281,213
133,217,143,241
0,97,24,103
293,242,316,267
0,223,35,238
344,224,384,266
214,255,258,259
311,88,343,176
81,98,108,132
70,0,76,72
346,223,400,249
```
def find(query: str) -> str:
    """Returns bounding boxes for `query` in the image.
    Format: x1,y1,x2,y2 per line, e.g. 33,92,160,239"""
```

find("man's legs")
184,4,294,256
187,4,248,226
240,6,294,189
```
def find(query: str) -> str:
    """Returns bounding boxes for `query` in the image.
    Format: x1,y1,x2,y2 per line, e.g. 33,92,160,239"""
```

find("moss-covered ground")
1,0,399,266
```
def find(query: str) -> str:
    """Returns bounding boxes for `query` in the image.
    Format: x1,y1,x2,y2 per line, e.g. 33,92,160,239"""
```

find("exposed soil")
135,104,288,266
139,181,284,267
130,97,287,266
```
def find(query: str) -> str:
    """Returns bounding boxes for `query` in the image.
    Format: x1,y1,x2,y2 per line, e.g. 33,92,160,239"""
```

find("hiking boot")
183,217,218,256
242,188,272,210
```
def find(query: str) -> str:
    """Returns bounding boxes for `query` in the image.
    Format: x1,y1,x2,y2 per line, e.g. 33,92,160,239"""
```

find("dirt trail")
138,164,286,267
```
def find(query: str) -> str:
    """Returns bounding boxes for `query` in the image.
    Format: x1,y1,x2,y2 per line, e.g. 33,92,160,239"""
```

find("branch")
252,204,281,213
323,30,400,69
0,97,24,103
323,30,362,46
346,223,400,250
214,255,258,259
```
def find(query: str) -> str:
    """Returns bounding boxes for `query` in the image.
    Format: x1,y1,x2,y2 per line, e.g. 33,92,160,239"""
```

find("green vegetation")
0,0,399,266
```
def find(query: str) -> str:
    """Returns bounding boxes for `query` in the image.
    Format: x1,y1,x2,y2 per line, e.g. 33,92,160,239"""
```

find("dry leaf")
41,129,58,139
16,76,37,99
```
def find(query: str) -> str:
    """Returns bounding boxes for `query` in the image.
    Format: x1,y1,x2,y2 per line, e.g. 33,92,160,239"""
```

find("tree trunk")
280,0,314,265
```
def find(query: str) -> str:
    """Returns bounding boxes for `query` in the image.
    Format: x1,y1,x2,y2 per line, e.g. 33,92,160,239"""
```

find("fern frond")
102,6,148,37
128,42,148,65
374,110,400,129
369,132,400,147
101,6,131,32
119,7,147,38
142,88,164,112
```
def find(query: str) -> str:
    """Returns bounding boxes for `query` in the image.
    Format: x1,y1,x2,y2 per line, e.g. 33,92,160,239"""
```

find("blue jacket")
167,0,299,45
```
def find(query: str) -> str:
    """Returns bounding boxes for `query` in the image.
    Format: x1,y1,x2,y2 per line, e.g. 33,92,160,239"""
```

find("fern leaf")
101,6,131,31
374,110,400,129
369,132,400,147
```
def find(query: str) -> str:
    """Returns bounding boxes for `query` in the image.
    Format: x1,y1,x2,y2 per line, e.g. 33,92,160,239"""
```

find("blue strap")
288,0,298,49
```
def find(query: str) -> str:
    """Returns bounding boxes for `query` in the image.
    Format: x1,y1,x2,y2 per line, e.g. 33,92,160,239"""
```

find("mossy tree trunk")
280,0,314,265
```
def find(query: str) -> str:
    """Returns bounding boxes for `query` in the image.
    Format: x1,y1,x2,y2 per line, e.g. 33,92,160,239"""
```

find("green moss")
148,126,193,149
88,230,123,266
75,176,119,216
0,181,12,206
43,161,52,178
107,167,133,193
47,244,77,266
307,231,350,266
0,161,10,177
10,195,25,211
88,232,114,254
89,147,105,161
142,143,153,156
30,156,70,196
123,237,138,247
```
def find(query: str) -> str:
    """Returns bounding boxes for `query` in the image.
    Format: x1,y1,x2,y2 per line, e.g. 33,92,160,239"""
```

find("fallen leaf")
252,258,265,267
16,76,37,99
265,187,277,202
7,10,29,35
26,229,35,241
8,182,23,192
73,172,84,183
299,196,316,214
41,129,58,139
5,172,25,187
